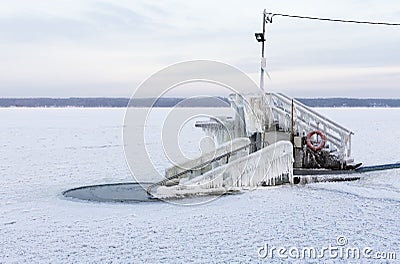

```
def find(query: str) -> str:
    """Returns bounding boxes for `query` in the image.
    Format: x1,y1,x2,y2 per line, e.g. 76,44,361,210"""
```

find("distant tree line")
0,97,399,108
0,98,130,107
298,98,400,108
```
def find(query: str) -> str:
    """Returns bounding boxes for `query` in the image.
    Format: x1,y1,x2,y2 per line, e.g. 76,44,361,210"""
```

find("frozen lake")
0,107,399,263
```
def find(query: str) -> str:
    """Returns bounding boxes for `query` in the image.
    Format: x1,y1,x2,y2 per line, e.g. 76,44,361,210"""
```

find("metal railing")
268,92,353,161
146,143,252,195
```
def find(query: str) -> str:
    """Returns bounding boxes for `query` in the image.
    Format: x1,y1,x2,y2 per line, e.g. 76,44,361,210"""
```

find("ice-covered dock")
145,90,359,199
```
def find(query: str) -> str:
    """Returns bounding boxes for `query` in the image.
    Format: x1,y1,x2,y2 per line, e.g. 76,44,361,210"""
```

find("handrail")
268,92,353,161
274,93,353,135
146,143,253,195
271,106,342,144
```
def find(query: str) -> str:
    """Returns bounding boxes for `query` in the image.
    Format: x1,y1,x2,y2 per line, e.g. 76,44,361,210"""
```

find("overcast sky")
1,0,399,98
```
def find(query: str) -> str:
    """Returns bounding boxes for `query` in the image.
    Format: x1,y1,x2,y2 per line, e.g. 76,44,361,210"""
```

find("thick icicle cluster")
155,141,294,199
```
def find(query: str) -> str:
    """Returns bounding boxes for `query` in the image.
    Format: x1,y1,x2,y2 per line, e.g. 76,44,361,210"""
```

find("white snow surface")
0,107,399,263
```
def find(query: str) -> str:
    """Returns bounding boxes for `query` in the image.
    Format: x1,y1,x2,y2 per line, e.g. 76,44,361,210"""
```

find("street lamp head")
255,33,265,42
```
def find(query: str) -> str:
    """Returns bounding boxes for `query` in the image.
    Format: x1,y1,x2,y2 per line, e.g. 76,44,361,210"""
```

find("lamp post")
255,9,267,91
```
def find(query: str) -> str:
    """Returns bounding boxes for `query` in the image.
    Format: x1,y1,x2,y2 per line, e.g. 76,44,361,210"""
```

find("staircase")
268,92,353,163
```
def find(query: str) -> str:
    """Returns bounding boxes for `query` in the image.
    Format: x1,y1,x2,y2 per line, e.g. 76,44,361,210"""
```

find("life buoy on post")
306,130,326,152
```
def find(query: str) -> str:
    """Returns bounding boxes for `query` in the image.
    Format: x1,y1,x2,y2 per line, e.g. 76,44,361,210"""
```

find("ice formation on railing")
196,116,239,144
165,138,251,179
269,93,353,160
229,94,273,137
154,141,294,199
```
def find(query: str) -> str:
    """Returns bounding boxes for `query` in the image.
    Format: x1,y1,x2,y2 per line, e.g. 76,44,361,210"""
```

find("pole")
260,9,266,91
291,99,295,144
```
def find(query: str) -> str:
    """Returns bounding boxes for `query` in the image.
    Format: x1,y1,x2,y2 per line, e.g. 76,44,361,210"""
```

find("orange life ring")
306,130,326,151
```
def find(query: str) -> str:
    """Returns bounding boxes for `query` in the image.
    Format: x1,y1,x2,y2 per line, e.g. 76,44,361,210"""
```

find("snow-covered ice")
0,107,399,263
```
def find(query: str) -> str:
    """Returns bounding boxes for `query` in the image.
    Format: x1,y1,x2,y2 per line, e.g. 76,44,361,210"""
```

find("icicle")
155,141,294,199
